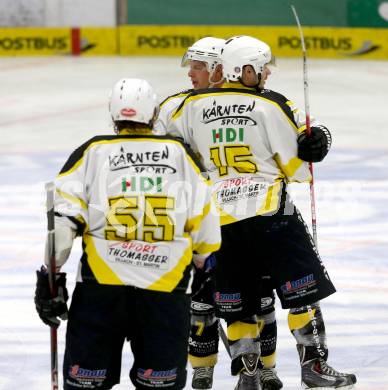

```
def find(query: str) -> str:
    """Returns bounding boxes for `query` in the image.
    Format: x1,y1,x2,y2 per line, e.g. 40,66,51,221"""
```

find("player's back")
170,86,311,224
55,134,219,291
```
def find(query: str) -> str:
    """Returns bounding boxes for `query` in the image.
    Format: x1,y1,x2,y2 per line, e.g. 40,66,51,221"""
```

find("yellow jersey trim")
222,82,255,90
147,236,193,292
218,206,239,226
56,189,88,211
255,181,282,216
118,127,153,135
193,241,221,256
273,154,305,181
184,202,211,233
185,153,212,187
83,234,124,285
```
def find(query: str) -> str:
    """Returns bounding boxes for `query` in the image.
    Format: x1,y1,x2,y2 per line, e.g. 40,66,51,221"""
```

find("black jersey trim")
59,136,111,175
160,89,193,108
54,212,85,236
59,134,207,179
80,240,99,284
172,262,193,293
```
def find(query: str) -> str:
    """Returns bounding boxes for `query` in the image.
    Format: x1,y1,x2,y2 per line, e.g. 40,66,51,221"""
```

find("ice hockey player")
154,36,225,135
168,35,357,390
159,36,346,390
154,37,225,390
34,78,221,390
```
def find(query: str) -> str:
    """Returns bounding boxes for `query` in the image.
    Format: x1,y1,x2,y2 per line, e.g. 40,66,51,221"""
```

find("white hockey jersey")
169,83,314,225
153,90,192,135
54,133,221,293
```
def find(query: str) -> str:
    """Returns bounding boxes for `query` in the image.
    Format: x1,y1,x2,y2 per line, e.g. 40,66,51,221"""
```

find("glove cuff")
313,125,332,152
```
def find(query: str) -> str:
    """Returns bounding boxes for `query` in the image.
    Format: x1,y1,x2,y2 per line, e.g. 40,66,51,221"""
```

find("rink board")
1,25,388,59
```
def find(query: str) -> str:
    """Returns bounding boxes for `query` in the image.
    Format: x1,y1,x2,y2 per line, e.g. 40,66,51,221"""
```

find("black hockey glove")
34,266,69,328
297,125,332,162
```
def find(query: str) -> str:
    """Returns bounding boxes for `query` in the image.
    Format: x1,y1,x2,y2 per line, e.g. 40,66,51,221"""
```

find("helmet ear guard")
109,78,159,131
221,35,272,82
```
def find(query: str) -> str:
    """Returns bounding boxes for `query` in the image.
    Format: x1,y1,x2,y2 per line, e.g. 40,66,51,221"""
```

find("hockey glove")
297,125,332,162
34,266,69,328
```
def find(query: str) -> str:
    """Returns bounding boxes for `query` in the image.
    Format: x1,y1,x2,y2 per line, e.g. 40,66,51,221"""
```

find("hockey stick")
190,269,232,357
291,5,319,248
218,321,231,358
45,182,59,390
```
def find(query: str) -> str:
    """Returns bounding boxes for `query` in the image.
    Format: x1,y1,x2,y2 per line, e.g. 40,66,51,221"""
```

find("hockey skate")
260,367,283,390
192,366,214,389
301,358,357,389
234,353,262,390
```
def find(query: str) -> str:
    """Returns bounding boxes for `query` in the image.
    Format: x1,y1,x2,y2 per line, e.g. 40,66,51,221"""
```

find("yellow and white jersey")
54,134,221,293
153,90,192,135
169,83,313,226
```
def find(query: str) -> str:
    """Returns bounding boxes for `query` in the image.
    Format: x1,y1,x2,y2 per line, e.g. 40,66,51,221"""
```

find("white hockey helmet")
181,37,226,72
221,35,272,82
109,78,159,126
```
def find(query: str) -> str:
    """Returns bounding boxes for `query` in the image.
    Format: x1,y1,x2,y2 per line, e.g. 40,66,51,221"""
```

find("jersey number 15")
210,145,258,177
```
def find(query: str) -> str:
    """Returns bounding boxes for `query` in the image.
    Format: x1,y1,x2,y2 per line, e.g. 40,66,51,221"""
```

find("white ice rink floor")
0,56,388,389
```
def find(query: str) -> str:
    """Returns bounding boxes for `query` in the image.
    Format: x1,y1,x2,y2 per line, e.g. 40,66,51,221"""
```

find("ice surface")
1,56,388,389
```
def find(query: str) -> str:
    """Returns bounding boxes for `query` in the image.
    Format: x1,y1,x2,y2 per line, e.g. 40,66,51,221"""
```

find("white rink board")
0,56,388,389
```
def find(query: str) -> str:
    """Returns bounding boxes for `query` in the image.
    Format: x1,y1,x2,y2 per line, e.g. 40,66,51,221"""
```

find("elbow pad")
45,225,76,269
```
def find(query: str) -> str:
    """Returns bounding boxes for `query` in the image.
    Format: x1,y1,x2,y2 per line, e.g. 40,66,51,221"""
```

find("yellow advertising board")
79,27,117,56
119,25,388,60
0,27,117,56
1,25,388,59
0,28,71,56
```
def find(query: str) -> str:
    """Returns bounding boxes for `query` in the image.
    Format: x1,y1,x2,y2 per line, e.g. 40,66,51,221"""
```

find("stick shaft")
45,182,59,390
291,5,318,248
218,321,231,358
